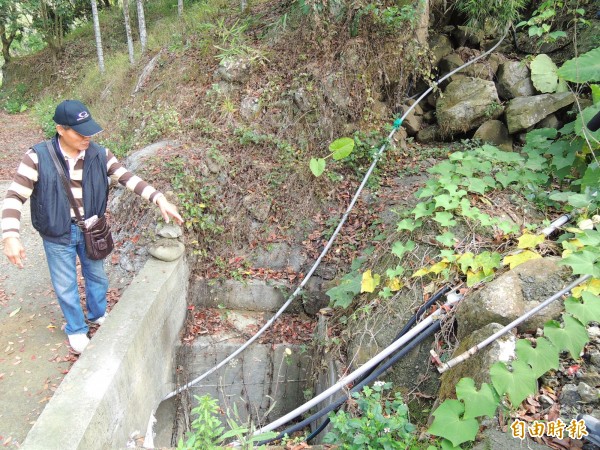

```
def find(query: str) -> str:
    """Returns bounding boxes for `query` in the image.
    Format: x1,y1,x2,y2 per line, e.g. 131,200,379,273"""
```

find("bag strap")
45,140,85,226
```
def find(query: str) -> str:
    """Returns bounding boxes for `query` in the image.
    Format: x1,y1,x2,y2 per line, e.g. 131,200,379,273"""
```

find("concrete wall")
21,257,188,450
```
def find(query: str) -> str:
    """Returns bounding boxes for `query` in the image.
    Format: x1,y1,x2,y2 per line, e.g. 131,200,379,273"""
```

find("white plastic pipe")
437,274,591,373
252,292,462,435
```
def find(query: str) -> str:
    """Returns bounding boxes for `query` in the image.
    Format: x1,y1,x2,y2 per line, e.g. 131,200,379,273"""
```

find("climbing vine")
324,47,600,448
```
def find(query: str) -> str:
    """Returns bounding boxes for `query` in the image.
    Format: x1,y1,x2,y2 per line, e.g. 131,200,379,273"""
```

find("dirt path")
0,111,73,448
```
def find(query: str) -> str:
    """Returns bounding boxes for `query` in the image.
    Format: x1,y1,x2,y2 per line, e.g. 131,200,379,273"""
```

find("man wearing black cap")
1,100,183,354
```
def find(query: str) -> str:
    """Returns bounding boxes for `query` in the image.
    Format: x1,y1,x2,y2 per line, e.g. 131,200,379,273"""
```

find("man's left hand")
156,196,184,225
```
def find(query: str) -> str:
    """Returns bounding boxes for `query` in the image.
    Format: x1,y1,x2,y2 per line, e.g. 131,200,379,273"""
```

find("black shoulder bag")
46,140,114,260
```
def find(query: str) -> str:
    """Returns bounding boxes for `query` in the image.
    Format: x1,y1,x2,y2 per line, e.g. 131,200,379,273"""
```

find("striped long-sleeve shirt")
1,145,164,240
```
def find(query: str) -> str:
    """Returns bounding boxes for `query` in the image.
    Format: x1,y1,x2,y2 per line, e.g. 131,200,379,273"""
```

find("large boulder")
438,323,516,401
455,257,572,340
436,78,502,136
496,61,535,100
473,120,512,151
429,33,454,66
505,92,575,134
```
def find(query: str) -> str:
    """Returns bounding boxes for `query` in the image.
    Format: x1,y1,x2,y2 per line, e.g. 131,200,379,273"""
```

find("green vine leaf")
396,219,422,232
474,251,501,276
435,194,461,210
434,211,457,227
428,399,480,447
495,170,521,188
457,252,475,274
490,360,538,406
391,240,415,259
517,233,545,249
544,315,588,359
436,231,456,248
557,47,600,83
330,137,355,160
326,272,361,308
464,178,489,195
309,158,326,177
565,292,600,326
531,54,567,93
440,439,462,450
559,249,600,278
515,337,559,379
413,202,435,219
455,378,499,420
466,269,487,287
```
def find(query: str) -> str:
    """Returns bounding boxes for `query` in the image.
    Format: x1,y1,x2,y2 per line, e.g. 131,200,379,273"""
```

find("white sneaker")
90,314,106,325
68,333,90,354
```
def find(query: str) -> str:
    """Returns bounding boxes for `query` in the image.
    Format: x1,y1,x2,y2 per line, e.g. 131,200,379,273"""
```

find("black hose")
257,320,443,445
588,110,600,132
305,285,451,441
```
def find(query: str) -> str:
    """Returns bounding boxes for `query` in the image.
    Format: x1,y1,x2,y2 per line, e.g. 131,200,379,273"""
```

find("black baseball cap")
53,100,103,137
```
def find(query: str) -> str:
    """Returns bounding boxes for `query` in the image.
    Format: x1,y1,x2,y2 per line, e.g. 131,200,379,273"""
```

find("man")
1,99,183,354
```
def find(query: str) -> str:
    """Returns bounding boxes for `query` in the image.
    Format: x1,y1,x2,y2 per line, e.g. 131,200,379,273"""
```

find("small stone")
538,394,554,409
578,382,599,403
580,369,600,387
560,384,581,409
590,351,600,368
589,326,600,340
156,224,183,239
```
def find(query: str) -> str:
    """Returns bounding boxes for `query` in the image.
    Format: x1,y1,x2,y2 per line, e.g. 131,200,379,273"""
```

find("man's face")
57,125,92,152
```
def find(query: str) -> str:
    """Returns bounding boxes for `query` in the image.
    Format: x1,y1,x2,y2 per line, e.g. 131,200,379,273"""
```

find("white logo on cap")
77,111,89,121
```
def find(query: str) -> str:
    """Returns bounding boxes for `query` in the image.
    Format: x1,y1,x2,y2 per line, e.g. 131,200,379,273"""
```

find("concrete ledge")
22,257,189,450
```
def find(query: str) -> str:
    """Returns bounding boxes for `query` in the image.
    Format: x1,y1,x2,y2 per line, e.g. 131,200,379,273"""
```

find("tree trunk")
91,0,105,74
178,0,183,17
0,24,15,63
122,0,135,64
136,0,147,55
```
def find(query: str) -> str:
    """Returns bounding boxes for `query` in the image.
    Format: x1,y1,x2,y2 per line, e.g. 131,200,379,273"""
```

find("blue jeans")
42,224,108,335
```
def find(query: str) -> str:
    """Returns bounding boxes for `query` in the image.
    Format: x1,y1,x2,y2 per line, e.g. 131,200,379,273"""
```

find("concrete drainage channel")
21,257,314,449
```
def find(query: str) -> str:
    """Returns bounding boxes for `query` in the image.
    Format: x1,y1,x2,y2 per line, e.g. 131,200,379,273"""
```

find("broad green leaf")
386,265,405,278
326,273,362,308
428,400,479,447
413,202,435,219
490,360,538,406
436,231,456,248
391,240,415,259
310,158,326,177
464,178,488,195
330,137,355,160
496,170,521,188
474,251,501,276
575,104,600,140
580,165,600,192
559,250,600,278
466,269,488,287
428,160,455,175
592,84,600,104
456,378,500,420
503,250,542,269
440,440,462,450
396,219,422,232
457,252,475,274
557,47,600,83
578,230,600,247
435,194,461,210
544,315,588,359
531,54,560,93
515,338,559,379
565,292,600,326
517,233,545,249
434,211,457,227
360,270,380,293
